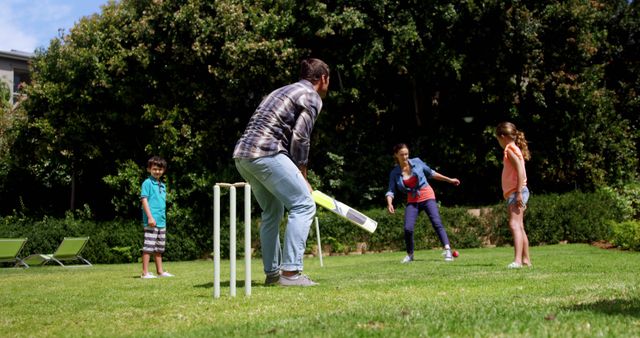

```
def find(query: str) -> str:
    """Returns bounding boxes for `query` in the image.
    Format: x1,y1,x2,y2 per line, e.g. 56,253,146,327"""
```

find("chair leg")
14,258,29,269
50,258,65,266
77,256,92,266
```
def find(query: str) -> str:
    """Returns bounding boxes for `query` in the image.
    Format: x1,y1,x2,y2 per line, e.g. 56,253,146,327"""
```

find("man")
233,58,330,286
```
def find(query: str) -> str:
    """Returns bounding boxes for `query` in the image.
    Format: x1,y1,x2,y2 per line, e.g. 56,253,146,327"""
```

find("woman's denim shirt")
386,158,435,200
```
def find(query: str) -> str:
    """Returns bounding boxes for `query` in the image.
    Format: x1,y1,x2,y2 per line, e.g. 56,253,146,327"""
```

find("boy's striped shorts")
143,227,166,253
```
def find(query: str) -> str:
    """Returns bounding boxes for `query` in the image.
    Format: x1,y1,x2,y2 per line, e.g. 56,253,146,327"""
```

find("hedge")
0,188,635,264
609,220,640,251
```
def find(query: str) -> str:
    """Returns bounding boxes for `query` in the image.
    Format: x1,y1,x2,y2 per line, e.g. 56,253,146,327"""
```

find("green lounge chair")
0,238,29,268
24,237,92,267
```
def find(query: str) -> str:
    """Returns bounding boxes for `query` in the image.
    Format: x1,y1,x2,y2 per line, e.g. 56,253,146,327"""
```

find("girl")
385,143,460,263
495,122,531,269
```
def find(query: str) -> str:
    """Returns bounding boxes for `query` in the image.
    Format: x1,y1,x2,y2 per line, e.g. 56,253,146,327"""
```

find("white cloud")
0,14,39,52
0,0,105,53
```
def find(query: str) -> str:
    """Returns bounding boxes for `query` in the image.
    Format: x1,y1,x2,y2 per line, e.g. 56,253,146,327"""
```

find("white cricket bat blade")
311,190,377,233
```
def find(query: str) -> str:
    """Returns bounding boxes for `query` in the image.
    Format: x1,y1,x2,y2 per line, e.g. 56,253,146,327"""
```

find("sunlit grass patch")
0,244,638,337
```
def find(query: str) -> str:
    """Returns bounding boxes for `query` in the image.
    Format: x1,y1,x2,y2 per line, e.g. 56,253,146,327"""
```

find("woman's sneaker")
444,250,454,261
278,273,318,286
401,255,414,263
141,273,157,279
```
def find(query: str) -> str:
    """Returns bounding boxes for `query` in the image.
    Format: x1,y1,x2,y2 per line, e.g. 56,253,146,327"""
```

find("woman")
385,143,460,263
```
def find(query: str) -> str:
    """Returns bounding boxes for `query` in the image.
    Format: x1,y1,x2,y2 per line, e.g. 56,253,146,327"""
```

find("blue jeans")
235,154,316,273
404,199,450,255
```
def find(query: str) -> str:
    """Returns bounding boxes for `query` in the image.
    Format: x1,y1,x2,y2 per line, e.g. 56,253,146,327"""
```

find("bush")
439,207,485,249
1,188,630,263
0,214,98,259
166,206,210,261
312,204,485,253
360,208,404,252
260,188,626,256
524,193,566,245
305,207,399,253
86,219,141,264
600,182,640,221
524,190,623,245
460,189,626,247
1,214,142,264
610,220,640,251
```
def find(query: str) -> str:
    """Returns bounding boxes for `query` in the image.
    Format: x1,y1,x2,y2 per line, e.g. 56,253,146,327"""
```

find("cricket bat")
311,190,377,233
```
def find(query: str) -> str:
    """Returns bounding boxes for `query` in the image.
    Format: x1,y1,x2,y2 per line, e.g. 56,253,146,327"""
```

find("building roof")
0,49,34,61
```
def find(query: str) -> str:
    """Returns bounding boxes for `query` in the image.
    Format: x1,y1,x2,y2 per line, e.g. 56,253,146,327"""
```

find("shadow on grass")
565,298,640,317
195,280,265,288
414,258,497,267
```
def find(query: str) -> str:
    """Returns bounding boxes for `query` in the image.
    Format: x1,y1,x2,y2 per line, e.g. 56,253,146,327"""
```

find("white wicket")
213,182,251,298
315,216,323,267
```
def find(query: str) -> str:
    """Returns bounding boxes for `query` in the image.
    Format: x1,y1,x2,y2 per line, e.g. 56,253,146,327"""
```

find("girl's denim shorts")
507,186,530,206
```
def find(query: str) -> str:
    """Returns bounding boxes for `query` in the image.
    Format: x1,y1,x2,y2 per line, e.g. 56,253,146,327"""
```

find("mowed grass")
1,244,639,337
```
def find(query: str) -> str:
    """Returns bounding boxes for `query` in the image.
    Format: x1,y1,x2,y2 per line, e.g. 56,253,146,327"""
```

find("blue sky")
0,0,110,53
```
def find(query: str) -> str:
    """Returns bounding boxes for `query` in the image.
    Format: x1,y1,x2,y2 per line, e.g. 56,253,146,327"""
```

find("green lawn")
1,244,638,337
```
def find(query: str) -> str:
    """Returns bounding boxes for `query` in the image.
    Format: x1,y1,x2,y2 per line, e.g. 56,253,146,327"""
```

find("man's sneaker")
278,273,318,287
444,250,454,262
158,271,174,277
141,273,157,279
401,255,414,263
264,272,280,286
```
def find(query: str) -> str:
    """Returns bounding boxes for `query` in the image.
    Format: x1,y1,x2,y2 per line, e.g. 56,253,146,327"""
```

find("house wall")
0,50,32,106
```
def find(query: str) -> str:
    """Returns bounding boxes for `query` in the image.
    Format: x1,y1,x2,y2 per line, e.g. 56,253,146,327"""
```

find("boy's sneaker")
278,273,318,287
444,250,454,262
158,272,174,277
264,272,280,286
401,255,414,264
141,273,157,279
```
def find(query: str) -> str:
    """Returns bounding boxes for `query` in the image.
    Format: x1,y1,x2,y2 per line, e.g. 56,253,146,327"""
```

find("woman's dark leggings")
404,199,450,255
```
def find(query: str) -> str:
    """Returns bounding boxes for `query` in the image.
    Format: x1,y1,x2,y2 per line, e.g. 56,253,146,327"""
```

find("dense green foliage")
0,1,637,254
2,188,634,264
610,220,640,251
0,81,9,111
600,181,640,220
315,187,629,255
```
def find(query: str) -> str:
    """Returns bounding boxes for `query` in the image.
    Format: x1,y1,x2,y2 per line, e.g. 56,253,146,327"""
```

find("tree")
607,0,640,156
2,0,637,228
0,76,29,209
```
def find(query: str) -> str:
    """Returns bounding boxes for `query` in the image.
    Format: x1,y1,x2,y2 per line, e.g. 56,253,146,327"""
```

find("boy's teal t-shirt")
140,176,166,228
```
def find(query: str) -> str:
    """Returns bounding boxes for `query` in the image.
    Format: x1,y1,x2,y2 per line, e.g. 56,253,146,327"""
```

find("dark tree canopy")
0,0,637,230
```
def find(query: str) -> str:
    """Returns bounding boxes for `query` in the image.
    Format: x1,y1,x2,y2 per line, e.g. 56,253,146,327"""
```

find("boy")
140,156,174,278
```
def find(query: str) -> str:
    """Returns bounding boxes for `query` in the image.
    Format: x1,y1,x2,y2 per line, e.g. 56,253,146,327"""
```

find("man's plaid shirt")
233,80,323,166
